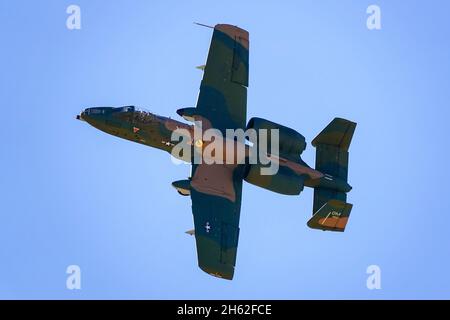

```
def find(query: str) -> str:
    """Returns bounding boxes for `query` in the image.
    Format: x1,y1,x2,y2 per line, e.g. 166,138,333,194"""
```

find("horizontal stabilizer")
312,117,356,181
307,199,353,232
312,118,356,151
185,229,195,236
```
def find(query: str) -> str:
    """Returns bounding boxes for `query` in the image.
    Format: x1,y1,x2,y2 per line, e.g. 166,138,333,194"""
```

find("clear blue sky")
1,0,450,299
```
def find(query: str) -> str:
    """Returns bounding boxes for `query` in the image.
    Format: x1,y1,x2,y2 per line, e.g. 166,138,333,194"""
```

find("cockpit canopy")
114,106,135,113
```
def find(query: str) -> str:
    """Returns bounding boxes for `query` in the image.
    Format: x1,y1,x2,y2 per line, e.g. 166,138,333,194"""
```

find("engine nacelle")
246,117,306,159
244,163,305,195
244,118,307,195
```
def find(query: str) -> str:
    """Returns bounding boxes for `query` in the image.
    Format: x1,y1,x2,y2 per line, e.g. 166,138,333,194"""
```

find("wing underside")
195,24,249,133
189,24,249,279
190,163,245,280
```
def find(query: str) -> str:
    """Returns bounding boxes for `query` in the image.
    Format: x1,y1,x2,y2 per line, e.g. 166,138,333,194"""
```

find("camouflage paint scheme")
77,24,356,280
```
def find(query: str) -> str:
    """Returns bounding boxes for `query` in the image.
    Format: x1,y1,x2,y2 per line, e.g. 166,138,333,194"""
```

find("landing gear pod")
176,108,199,122
172,179,191,196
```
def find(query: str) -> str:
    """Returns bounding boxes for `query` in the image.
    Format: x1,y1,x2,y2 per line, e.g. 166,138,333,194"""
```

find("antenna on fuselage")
193,22,214,29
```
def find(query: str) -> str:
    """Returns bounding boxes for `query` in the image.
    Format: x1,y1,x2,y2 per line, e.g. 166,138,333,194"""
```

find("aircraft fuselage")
77,105,351,194
78,106,190,154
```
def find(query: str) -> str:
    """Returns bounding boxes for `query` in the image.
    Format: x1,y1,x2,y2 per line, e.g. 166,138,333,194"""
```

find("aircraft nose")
76,109,86,121
76,108,95,122
76,108,91,121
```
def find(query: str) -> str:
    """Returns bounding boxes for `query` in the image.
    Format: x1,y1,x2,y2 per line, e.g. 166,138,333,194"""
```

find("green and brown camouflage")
77,24,356,280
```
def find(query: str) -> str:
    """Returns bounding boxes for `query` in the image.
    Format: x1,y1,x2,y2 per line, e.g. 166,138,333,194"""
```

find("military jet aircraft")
77,24,356,280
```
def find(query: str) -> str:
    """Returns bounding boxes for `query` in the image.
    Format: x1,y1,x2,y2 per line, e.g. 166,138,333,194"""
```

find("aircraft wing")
190,163,244,280
195,24,249,133
186,24,249,280
187,24,249,279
